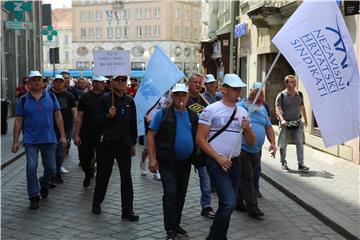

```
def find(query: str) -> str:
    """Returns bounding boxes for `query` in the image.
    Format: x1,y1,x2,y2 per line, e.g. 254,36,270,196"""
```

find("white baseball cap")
223,74,246,88
205,74,217,84
252,82,263,89
171,83,188,93
92,75,108,82
54,74,64,81
29,70,42,78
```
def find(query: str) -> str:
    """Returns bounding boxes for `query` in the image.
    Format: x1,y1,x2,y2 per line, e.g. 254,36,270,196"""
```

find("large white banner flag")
272,0,360,147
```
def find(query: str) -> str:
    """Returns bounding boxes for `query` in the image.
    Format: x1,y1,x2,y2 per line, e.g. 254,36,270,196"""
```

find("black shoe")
49,177,57,189
256,190,263,198
175,225,188,237
166,230,177,240
40,185,49,199
55,174,64,184
248,209,264,220
29,196,40,210
255,208,265,216
83,175,91,188
298,164,309,171
121,211,139,222
92,204,101,214
282,164,289,170
201,207,215,218
235,201,248,212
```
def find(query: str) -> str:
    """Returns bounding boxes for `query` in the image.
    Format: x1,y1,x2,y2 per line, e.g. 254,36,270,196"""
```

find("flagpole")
228,51,282,160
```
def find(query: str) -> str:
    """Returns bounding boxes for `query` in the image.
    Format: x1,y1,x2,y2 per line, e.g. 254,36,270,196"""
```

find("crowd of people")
12,70,309,240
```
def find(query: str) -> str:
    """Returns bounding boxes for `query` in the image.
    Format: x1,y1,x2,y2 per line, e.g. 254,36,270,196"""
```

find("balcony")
246,0,301,28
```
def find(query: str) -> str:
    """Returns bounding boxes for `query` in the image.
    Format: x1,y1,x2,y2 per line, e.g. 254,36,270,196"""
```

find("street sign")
5,21,33,30
42,25,58,41
3,1,32,21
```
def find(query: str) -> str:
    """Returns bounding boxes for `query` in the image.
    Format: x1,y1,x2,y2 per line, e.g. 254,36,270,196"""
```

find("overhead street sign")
5,21,33,30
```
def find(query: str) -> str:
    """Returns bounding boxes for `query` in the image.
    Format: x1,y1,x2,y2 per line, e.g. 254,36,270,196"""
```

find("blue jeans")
205,156,240,240
197,166,211,208
24,143,57,199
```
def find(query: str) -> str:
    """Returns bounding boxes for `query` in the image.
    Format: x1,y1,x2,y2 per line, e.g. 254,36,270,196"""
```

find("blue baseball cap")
223,74,246,88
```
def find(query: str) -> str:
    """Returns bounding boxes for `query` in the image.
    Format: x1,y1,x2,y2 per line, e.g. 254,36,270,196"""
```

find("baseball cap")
205,74,217,84
252,82,263,90
29,71,42,78
92,75,108,82
171,83,188,93
223,74,246,88
54,74,64,81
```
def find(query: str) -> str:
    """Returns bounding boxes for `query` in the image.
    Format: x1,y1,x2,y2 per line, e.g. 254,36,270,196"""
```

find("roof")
52,8,72,29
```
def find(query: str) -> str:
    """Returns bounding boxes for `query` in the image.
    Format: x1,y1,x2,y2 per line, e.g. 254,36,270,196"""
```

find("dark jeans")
92,143,134,214
159,160,191,232
237,150,261,212
78,134,97,177
205,156,240,240
253,158,261,192
55,143,64,175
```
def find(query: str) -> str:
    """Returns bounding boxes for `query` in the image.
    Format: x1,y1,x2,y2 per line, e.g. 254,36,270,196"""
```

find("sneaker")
201,207,215,218
175,225,188,237
29,196,40,210
166,230,177,240
256,190,263,198
140,161,147,176
153,171,161,181
298,164,310,171
60,166,69,174
92,204,101,214
281,163,289,170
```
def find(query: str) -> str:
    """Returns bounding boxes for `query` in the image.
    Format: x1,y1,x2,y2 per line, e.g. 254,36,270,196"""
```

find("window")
175,26,180,38
80,11,85,21
154,7,160,18
64,35,69,44
80,28,86,38
96,11,102,21
107,27,113,38
123,26,130,38
184,26,189,38
185,9,189,21
144,26,150,37
88,27,94,38
80,0,85,5
136,26,142,37
65,51,69,62
87,11,91,21
136,8,142,19
144,8,151,19
123,9,129,20
175,7,180,19
95,27,102,38
154,25,160,36
115,26,122,38
106,10,113,21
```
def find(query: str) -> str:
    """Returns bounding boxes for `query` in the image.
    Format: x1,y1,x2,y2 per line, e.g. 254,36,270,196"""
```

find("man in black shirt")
50,75,77,183
92,75,139,222
74,75,106,188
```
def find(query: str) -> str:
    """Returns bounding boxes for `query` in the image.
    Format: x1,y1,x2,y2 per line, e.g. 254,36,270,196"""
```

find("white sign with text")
93,50,130,76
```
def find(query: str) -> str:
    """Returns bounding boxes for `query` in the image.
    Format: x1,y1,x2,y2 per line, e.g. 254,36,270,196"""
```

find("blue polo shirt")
238,100,271,153
149,109,194,160
16,90,60,144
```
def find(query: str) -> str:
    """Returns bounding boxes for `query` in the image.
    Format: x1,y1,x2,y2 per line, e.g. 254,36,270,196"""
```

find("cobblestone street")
1,145,345,240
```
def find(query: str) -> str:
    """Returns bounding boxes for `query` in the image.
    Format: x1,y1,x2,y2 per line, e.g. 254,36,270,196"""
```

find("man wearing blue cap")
197,73,256,240
74,75,106,188
236,82,276,219
202,74,223,104
12,71,67,209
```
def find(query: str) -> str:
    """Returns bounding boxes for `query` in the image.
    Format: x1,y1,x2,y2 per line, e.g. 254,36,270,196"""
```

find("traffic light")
49,47,59,64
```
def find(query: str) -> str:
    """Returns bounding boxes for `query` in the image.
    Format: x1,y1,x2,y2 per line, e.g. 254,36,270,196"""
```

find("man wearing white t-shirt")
197,74,256,240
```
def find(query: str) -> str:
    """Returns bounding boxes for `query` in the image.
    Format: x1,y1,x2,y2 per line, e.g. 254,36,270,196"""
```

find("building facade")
1,1,43,115
72,0,202,78
43,8,73,72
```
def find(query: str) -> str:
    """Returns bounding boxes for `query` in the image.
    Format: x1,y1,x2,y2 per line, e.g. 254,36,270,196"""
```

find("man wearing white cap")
148,83,199,240
74,75,106,188
202,74,223,104
50,75,77,184
197,73,256,240
12,71,67,210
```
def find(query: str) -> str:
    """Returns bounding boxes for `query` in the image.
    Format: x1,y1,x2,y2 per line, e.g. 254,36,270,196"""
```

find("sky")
42,0,72,9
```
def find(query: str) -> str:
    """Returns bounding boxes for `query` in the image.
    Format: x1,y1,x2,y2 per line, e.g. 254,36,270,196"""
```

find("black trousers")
78,134,97,177
237,150,261,212
159,160,191,232
93,143,134,214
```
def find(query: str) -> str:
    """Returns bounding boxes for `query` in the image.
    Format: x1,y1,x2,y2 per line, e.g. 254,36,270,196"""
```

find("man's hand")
108,106,116,118
269,144,277,158
59,137,67,148
280,120,287,128
131,145,136,157
241,116,251,132
303,121,308,127
149,157,159,173
11,142,20,153
216,155,232,172
74,135,81,146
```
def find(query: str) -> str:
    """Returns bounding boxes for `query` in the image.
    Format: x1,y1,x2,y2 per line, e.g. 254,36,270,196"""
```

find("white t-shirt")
199,101,247,158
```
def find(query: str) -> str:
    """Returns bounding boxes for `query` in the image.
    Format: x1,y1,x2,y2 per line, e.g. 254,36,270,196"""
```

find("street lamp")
141,63,145,71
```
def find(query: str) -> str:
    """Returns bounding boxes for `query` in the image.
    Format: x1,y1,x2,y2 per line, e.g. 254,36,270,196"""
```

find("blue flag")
134,46,185,136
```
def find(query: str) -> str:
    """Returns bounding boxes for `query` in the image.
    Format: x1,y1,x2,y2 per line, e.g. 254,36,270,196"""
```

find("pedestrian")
196,73,256,240
74,77,88,98
11,70,67,209
73,75,106,188
148,83,198,240
202,74,223,104
236,82,276,220
92,75,139,222
275,75,309,171
186,73,215,219
127,77,138,97
50,75,77,184
104,76,113,93
15,76,30,99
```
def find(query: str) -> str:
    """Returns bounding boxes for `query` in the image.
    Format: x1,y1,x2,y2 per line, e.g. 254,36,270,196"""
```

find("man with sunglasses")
197,74,255,240
92,75,139,222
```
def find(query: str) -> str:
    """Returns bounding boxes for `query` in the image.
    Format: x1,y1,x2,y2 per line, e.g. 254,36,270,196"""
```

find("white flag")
272,0,360,147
